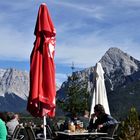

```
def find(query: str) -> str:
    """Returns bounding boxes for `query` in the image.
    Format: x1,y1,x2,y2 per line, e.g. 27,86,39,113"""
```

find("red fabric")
27,3,56,117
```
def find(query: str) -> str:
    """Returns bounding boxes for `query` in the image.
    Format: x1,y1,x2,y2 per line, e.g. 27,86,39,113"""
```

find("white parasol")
90,62,110,117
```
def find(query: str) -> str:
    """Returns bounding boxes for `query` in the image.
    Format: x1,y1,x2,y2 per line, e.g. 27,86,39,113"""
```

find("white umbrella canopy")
90,62,110,117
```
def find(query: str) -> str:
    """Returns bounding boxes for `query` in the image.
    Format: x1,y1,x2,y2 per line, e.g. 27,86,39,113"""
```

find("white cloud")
0,26,33,61
0,0,140,85
55,22,140,68
55,1,104,19
55,34,107,68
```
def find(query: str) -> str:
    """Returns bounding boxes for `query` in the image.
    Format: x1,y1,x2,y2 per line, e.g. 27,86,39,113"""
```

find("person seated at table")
0,112,8,140
6,112,19,136
88,104,118,133
79,110,89,129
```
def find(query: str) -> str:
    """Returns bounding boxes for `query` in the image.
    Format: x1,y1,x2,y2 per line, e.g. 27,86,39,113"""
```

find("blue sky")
0,0,140,86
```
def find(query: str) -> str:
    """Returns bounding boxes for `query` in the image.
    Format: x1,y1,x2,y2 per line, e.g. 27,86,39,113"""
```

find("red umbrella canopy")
27,3,56,117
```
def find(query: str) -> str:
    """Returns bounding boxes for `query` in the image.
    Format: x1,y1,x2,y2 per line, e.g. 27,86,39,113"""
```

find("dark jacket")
88,113,118,133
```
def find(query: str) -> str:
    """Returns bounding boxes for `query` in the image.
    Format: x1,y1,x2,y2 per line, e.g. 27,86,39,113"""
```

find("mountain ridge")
57,47,140,119
0,47,140,119
0,68,29,112
100,47,140,91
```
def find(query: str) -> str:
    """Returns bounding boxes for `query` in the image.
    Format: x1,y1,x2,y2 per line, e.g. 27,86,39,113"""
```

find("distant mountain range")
0,47,140,119
0,68,29,112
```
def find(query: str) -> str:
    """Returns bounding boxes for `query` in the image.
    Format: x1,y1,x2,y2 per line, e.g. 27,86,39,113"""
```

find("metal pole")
44,116,47,139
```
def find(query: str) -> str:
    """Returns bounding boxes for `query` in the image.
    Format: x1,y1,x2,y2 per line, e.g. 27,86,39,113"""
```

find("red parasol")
27,3,56,118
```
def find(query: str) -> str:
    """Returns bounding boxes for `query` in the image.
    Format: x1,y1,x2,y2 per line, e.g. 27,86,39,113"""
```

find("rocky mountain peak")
100,47,140,76
0,68,29,112
0,68,29,100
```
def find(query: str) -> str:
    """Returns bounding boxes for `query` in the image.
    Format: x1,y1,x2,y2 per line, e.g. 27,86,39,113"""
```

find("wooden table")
56,131,107,140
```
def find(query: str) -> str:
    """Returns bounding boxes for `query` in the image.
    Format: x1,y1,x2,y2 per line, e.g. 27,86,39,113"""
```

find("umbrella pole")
44,116,47,139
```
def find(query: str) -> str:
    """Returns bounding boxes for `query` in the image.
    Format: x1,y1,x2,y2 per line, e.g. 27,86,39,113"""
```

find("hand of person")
97,124,103,130
91,113,96,119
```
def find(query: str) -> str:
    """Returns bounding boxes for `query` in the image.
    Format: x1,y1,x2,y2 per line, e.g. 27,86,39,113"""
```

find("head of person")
84,110,89,117
72,112,78,119
14,114,19,121
94,104,105,117
7,112,15,121
0,112,7,122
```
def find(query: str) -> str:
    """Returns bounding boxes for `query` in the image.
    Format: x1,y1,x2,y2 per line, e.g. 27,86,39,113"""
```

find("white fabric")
90,62,110,117
6,118,19,135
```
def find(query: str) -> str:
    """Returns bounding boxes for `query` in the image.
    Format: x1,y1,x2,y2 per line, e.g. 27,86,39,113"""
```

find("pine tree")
57,72,90,115
119,107,140,140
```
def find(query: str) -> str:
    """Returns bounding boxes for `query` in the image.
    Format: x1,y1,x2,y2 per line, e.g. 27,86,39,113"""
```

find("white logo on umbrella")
48,42,55,58
48,36,55,58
